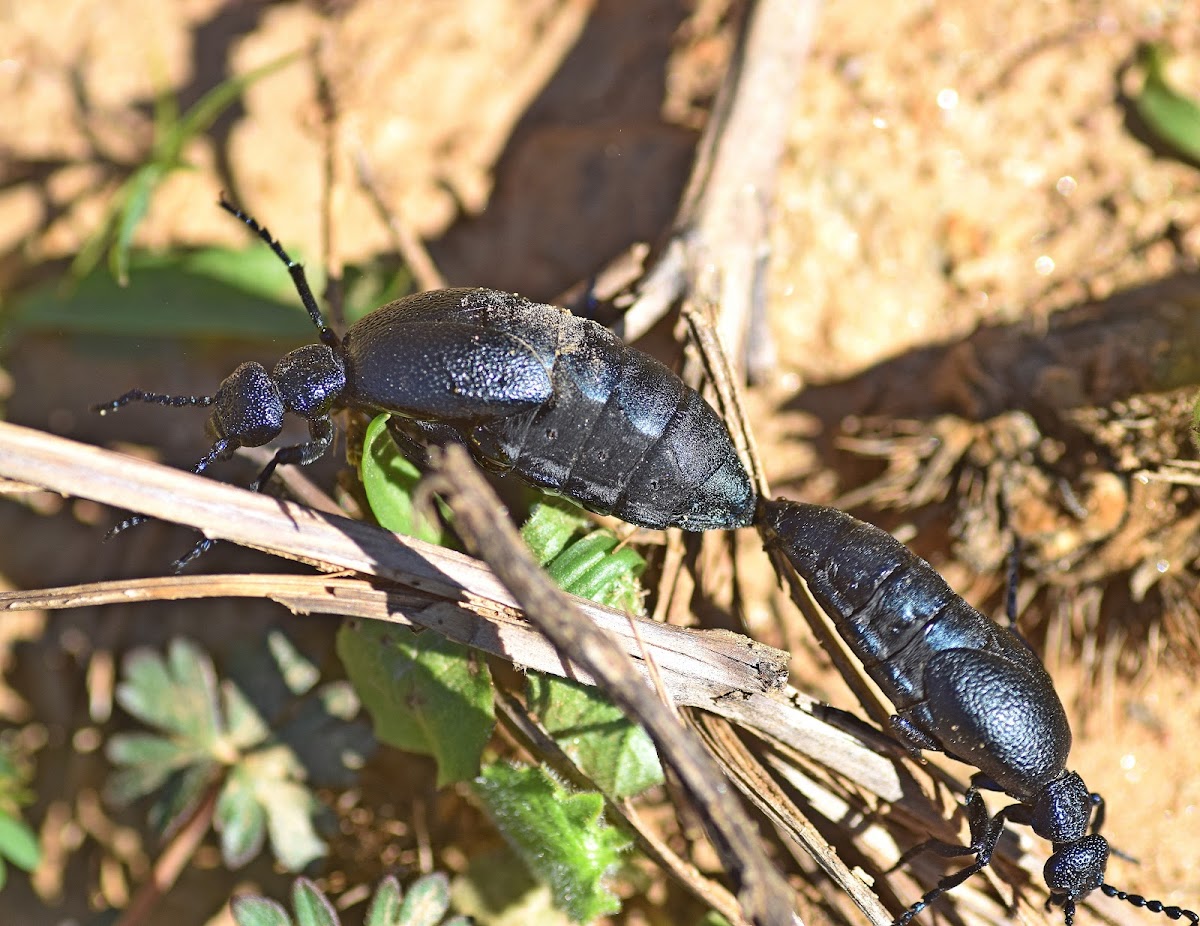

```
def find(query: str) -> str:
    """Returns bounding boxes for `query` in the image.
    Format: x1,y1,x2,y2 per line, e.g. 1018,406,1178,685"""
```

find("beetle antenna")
1101,884,1200,925
92,390,216,415
217,193,338,350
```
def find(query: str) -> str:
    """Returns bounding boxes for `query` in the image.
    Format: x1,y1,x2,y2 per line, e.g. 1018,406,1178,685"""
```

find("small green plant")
472,763,629,923
107,634,373,870
0,740,40,890
71,52,298,285
343,432,660,922
1135,43,1200,165
231,874,469,926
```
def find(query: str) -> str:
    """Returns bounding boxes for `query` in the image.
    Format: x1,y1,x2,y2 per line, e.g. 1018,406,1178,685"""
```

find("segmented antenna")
1099,885,1200,926
93,390,215,415
216,192,337,349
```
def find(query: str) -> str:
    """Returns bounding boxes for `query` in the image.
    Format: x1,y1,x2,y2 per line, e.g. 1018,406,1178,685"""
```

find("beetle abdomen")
344,288,755,530
764,499,1072,798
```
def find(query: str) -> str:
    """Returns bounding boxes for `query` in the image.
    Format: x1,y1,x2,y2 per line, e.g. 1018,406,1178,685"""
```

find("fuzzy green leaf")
268,631,321,696
231,895,295,926
397,872,452,926
291,877,339,926
215,770,267,869
521,501,593,566
473,763,628,922
526,676,662,799
116,640,221,745
338,621,493,787
364,876,403,926
524,517,657,798
542,531,644,613
107,732,202,774
258,780,327,871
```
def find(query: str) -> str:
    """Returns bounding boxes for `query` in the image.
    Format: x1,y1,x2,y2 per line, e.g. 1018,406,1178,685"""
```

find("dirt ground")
3,0,1200,924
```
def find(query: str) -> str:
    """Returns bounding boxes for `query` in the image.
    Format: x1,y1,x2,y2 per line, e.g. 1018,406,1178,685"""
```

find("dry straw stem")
622,0,819,384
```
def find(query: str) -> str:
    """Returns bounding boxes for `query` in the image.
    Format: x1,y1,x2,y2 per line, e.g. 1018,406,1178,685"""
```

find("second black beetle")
763,498,1198,926
96,198,756,556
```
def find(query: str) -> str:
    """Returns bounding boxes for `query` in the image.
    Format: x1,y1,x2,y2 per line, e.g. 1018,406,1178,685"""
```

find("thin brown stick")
620,0,820,384
0,422,901,800
692,712,894,926
114,777,222,926
352,145,447,293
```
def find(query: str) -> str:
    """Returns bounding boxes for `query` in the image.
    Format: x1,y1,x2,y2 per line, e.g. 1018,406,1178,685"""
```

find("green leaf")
106,732,209,805
523,516,657,798
108,638,354,873
364,876,403,926
115,640,222,745
232,895,295,926
360,414,445,544
291,877,339,926
268,631,321,697
168,638,225,743
338,621,493,787
69,50,299,284
105,760,180,807
258,780,327,871
221,680,271,751
473,763,628,923
520,501,593,567
1136,44,1200,164
215,770,267,869
19,248,319,340
163,53,299,164
526,676,662,799
107,732,199,774
543,531,644,613
0,811,41,872
397,872,451,926
111,164,164,285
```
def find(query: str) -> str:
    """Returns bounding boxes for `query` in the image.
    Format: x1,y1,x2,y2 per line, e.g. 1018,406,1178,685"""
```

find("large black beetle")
763,498,1198,926
96,198,756,566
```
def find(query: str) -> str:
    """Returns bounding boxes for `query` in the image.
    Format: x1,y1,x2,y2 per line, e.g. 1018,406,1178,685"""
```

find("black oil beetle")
762,498,1199,926
95,197,756,566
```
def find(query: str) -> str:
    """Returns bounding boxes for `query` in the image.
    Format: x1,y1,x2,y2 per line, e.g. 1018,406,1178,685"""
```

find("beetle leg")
891,788,1014,926
171,421,335,572
888,714,940,757
104,440,234,541
248,417,336,493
